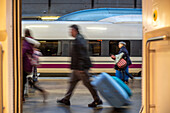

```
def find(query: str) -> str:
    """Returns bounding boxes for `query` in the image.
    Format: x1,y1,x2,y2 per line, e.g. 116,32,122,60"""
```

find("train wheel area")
23,77,141,113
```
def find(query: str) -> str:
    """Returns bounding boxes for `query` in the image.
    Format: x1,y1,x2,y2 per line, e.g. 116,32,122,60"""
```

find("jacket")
118,46,132,66
70,34,92,70
22,39,33,73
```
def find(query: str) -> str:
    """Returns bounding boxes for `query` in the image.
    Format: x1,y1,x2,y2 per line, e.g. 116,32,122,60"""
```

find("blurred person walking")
22,29,34,102
22,29,47,102
57,24,102,107
31,48,42,82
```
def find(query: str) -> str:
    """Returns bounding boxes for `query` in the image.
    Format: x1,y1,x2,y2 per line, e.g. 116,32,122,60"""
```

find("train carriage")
22,9,142,76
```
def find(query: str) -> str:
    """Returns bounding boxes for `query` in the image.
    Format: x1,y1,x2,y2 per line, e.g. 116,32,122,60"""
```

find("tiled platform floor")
23,78,141,113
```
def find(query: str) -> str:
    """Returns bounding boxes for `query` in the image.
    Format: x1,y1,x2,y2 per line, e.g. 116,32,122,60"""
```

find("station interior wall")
22,0,142,17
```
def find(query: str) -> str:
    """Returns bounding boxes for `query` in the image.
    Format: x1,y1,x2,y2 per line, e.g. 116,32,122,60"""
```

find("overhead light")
25,25,49,28
86,27,107,30
41,16,60,21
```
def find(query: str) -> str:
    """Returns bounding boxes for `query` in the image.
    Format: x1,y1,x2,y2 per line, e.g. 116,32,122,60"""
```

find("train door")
142,0,170,112
1,0,22,112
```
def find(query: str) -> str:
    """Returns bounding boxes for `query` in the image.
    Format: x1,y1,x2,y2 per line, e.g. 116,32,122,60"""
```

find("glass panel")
38,40,62,56
130,40,142,57
88,40,101,56
109,40,130,55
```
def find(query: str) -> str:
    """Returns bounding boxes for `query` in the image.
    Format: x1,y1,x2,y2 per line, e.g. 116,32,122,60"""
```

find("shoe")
57,99,70,106
42,91,48,103
88,99,103,107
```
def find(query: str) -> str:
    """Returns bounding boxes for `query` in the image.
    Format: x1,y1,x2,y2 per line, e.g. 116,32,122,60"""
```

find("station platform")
23,78,141,113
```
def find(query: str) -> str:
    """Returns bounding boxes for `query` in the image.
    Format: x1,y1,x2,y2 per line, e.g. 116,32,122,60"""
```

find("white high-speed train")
22,15,142,76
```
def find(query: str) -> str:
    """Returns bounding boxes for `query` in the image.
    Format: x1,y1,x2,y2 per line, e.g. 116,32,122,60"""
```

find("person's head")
118,41,126,48
24,29,32,37
69,24,80,38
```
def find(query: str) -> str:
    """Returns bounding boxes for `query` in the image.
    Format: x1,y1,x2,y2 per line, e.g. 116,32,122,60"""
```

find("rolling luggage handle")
90,72,99,79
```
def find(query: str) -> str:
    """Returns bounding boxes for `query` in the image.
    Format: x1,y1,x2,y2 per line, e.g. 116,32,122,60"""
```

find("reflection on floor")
23,78,141,113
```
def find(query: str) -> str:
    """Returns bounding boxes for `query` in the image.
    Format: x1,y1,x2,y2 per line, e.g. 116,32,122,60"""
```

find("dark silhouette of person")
57,25,102,107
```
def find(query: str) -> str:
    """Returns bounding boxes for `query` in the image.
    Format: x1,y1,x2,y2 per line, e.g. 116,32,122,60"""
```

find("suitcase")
91,72,131,107
112,76,132,97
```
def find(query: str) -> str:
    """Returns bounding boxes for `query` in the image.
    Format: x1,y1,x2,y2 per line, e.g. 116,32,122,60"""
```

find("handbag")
116,58,127,69
111,52,127,69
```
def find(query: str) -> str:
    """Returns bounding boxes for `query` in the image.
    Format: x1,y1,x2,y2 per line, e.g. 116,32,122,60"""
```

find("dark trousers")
63,70,100,101
23,71,28,99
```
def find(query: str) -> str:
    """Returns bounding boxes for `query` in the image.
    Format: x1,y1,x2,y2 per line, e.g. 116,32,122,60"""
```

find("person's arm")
25,37,40,47
119,48,128,60
110,54,116,60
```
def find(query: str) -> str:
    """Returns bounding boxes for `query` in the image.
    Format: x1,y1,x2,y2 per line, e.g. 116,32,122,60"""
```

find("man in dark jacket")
57,24,102,107
116,41,133,83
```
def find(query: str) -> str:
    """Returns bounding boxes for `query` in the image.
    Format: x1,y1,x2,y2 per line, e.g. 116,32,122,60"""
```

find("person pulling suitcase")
57,24,102,107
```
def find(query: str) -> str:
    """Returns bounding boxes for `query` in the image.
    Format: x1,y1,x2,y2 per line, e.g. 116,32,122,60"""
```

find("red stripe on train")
38,64,142,68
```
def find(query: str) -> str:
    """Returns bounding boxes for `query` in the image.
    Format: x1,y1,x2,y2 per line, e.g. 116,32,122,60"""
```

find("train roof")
57,8,142,21
100,15,142,23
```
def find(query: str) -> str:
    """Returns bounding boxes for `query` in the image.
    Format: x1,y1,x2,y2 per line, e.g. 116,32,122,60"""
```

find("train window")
38,40,62,56
88,40,101,56
109,40,130,55
130,40,142,57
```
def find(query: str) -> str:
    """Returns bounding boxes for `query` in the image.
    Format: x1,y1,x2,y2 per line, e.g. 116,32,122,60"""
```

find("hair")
24,29,31,37
70,24,80,34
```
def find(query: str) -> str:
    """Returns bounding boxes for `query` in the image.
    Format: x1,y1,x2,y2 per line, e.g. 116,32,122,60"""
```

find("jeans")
116,66,130,82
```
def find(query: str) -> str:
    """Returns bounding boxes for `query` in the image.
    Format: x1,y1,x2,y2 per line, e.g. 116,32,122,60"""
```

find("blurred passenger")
22,29,47,102
31,48,42,82
57,24,102,107
22,29,34,102
30,47,48,102
114,41,133,84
